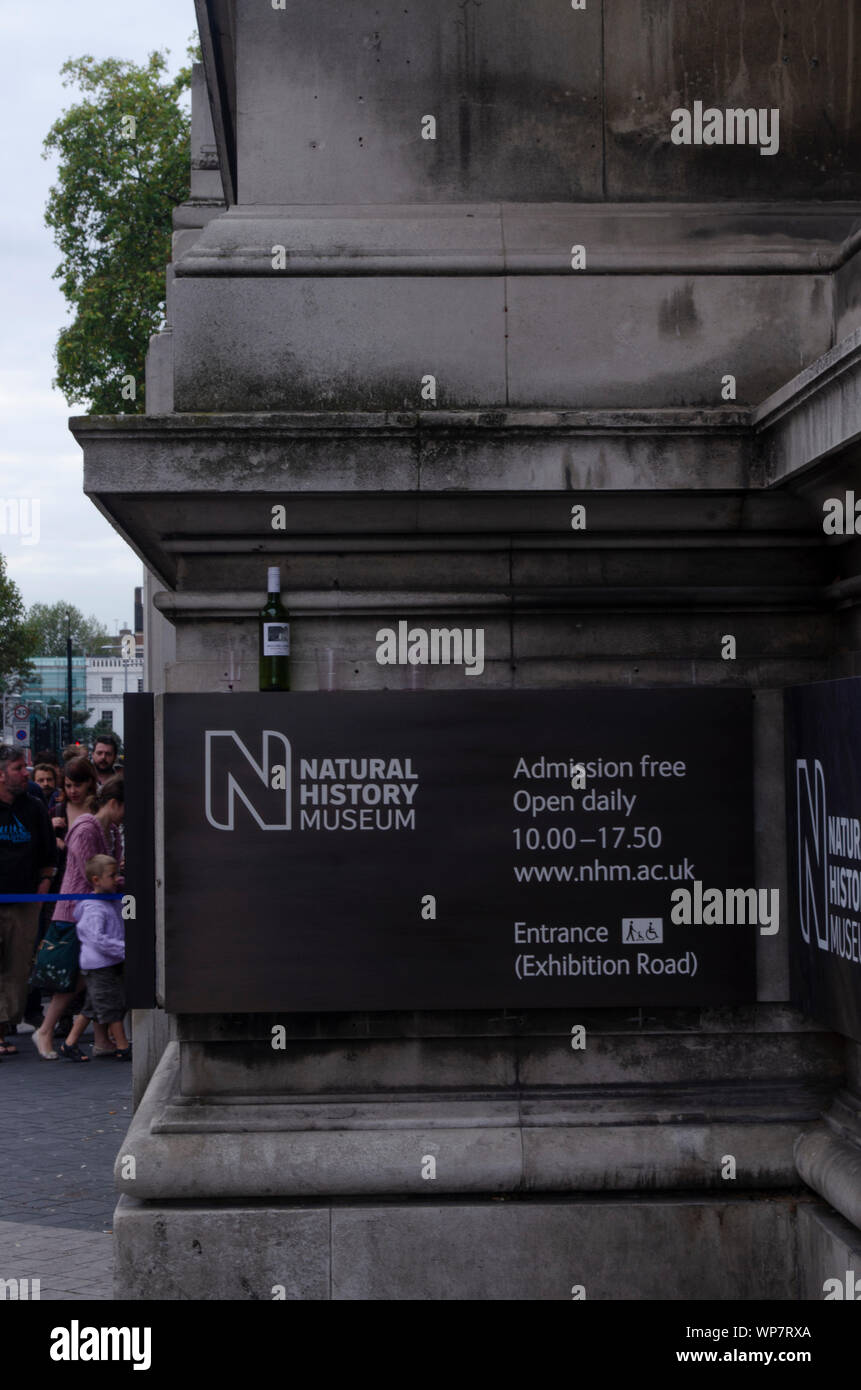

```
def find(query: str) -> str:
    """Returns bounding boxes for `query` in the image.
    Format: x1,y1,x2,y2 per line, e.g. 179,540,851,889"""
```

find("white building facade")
85,657,144,743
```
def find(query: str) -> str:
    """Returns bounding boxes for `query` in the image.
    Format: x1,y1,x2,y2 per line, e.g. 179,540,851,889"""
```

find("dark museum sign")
127,689,756,1012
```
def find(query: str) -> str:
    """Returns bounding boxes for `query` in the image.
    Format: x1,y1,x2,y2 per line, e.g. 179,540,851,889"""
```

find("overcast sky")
0,0,196,633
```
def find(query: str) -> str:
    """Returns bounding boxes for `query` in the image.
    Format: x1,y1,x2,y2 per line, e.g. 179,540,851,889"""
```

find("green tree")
26,602,112,658
43,46,196,414
84,716,123,753
0,556,37,693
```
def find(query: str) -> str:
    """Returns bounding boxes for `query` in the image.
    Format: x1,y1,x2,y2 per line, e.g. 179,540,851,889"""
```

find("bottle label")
263,622,291,657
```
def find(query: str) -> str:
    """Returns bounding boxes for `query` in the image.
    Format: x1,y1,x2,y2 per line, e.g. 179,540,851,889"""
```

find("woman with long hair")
60,756,98,834
32,775,125,1060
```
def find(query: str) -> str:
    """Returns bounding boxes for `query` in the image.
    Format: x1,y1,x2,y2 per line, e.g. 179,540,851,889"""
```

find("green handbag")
30,921,80,994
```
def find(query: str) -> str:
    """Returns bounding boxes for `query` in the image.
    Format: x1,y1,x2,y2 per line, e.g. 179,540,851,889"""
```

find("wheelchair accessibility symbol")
622,918,663,944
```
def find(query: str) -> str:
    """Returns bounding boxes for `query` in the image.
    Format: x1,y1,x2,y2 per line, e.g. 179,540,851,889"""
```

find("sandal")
58,1042,90,1062
0,1041,18,1056
113,1046,132,1060
93,1046,117,1059
32,1033,58,1060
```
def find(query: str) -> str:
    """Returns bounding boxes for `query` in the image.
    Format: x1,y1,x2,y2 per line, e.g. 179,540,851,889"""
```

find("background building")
5,655,87,750
7,646,143,749
85,652,144,742
20,656,86,718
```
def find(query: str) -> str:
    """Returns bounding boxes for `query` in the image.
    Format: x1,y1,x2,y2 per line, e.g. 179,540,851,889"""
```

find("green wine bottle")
259,566,291,692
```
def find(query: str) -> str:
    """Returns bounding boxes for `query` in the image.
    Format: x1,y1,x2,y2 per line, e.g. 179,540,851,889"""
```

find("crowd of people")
0,734,131,1063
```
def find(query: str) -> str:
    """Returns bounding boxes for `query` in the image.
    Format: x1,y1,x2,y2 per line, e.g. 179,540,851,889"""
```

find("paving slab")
0,1025,131,1301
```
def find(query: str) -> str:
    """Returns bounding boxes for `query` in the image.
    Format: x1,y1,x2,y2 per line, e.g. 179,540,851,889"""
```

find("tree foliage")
0,556,37,693
85,716,123,752
43,48,195,414
25,602,113,658
68,708,96,745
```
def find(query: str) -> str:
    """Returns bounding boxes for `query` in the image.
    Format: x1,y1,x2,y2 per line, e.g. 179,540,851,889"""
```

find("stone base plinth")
111,1024,845,1299
797,1205,861,1301
114,1192,807,1301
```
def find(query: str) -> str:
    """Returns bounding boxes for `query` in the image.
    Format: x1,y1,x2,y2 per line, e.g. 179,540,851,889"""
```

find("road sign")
11,699,30,748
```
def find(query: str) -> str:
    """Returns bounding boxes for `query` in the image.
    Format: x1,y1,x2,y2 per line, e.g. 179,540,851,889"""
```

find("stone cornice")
754,327,861,487
754,326,861,432
70,406,752,442
152,585,826,621
173,203,861,278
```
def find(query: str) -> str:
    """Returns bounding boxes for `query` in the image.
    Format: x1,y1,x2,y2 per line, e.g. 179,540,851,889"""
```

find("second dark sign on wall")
786,676,861,1044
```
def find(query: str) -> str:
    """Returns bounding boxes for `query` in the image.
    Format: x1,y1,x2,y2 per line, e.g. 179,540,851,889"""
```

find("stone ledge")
174,203,861,277
114,1044,828,1200
173,1003,834,1042
755,327,861,487
176,1023,842,1093
754,326,861,431
71,406,753,439
151,586,828,622
155,1082,832,1134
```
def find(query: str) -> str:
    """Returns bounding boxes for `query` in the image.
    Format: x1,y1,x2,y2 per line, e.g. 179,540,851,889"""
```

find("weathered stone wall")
235,0,861,203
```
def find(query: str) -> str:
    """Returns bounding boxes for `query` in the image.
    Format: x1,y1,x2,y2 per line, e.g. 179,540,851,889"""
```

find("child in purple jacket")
59,854,131,1061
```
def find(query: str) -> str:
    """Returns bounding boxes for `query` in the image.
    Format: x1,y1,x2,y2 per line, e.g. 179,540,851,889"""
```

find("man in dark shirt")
0,746,58,1055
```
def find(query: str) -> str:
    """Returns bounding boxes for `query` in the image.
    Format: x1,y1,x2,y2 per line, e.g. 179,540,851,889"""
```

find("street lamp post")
66,612,73,741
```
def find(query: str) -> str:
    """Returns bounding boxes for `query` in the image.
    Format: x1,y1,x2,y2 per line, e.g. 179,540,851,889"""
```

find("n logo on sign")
796,758,828,948
205,731,291,831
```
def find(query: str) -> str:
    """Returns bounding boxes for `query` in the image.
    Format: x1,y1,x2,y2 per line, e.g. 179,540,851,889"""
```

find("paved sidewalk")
0,1024,132,1300
0,1221,114,1300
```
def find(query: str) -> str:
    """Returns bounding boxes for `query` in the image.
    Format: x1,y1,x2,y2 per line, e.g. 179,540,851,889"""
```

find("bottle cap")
267,566,280,592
